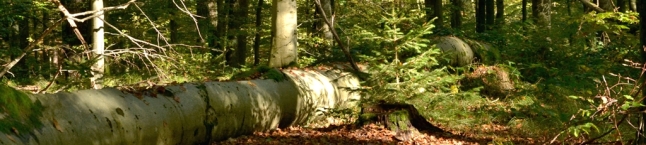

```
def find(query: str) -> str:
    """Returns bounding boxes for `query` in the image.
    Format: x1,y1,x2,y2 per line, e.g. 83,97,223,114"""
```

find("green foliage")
355,8,490,131
0,83,43,134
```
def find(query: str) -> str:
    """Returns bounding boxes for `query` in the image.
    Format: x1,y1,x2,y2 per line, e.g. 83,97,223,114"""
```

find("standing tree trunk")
532,0,551,59
168,0,178,44
485,0,494,30
521,0,527,22
532,0,550,28
495,0,504,26
212,0,227,60
450,0,462,29
269,0,298,68
475,0,486,33
90,0,104,89
425,0,443,29
638,0,646,142
229,0,250,67
434,0,443,29
196,0,217,46
16,4,30,79
316,0,334,50
425,0,433,22
253,0,264,66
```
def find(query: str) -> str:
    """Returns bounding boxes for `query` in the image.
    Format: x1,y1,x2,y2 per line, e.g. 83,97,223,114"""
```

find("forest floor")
212,123,537,145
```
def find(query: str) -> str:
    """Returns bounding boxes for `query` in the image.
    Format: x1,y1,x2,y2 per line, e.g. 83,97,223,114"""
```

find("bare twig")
579,114,628,145
172,0,205,43
67,0,137,22
133,2,171,54
37,65,62,94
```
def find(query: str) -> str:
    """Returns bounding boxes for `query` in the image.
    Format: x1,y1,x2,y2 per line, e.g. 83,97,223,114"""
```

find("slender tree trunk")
495,0,504,26
232,0,250,67
168,1,178,44
434,0,443,29
450,0,462,29
212,0,227,59
317,0,334,47
90,0,104,89
425,0,443,29
270,0,298,68
196,0,213,45
17,7,30,78
253,0,263,66
532,0,550,27
225,0,236,64
638,0,646,142
532,0,551,59
42,10,51,79
485,0,494,30
476,0,486,33
522,0,527,22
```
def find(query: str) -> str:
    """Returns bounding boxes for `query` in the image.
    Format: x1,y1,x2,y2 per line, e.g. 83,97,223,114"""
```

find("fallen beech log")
0,69,360,145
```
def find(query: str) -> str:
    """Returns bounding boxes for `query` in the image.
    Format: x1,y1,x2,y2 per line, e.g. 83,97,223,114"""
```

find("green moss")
387,110,411,131
263,68,286,82
230,65,286,82
0,84,43,134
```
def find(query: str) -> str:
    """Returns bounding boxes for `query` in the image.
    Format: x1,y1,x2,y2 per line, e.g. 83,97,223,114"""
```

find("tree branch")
579,0,606,13
313,0,361,73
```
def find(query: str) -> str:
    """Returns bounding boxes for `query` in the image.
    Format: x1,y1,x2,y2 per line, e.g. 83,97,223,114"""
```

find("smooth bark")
168,0,178,43
231,0,250,67
0,69,360,145
485,0,494,30
521,0,527,22
476,0,485,32
450,0,462,29
269,0,298,68
317,0,334,47
253,0,264,66
425,0,443,28
495,0,503,26
91,0,105,89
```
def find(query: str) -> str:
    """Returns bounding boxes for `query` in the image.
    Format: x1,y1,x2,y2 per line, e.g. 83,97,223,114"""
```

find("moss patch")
0,84,43,135
230,65,286,82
